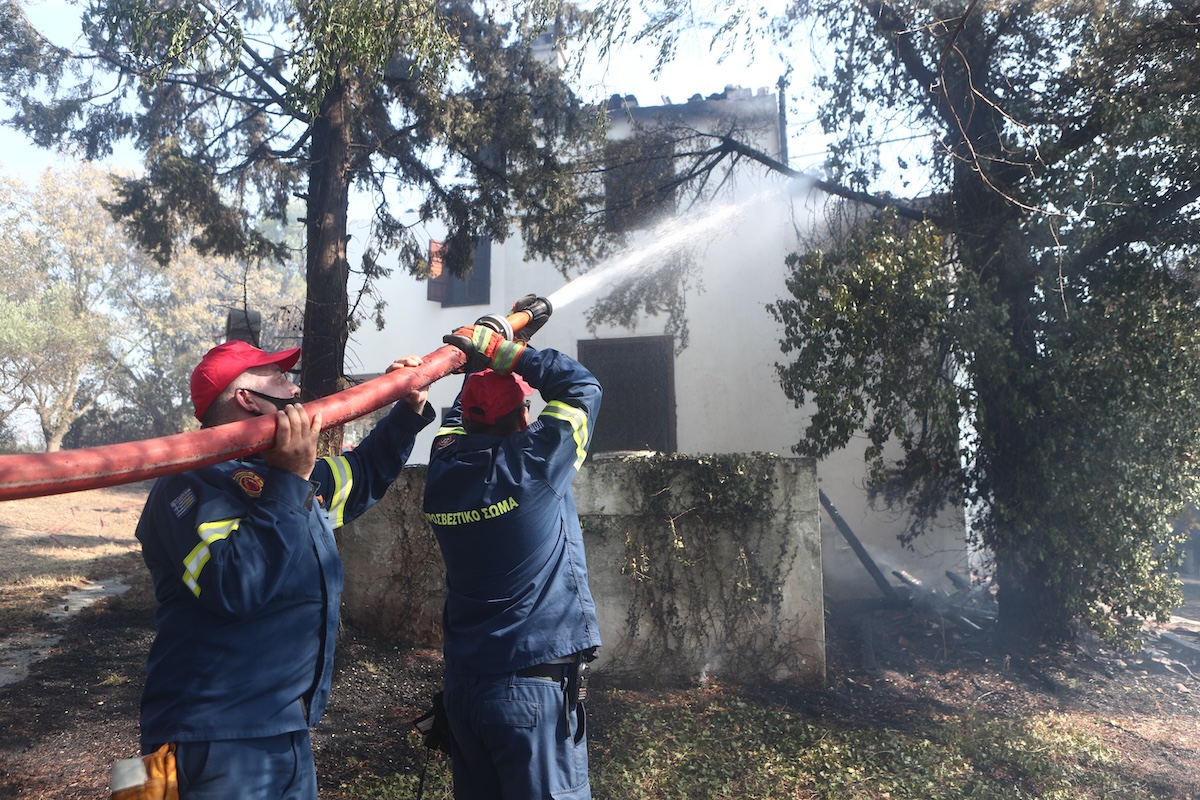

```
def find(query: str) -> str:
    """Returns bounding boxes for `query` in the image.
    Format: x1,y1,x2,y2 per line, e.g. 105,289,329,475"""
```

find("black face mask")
244,388,301,411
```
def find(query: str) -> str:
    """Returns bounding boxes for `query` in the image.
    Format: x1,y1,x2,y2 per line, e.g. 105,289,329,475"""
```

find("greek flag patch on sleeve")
170,488,196,518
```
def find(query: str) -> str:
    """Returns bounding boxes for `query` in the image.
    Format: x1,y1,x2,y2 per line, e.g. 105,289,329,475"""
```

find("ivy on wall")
584,453,802,686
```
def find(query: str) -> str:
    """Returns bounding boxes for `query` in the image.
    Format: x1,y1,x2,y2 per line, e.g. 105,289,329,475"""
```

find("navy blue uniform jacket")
136,400,434,747
423,347,603,675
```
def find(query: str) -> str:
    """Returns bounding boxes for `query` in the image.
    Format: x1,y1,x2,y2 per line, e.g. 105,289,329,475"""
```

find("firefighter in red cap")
425,297,603,800
134,340,434,799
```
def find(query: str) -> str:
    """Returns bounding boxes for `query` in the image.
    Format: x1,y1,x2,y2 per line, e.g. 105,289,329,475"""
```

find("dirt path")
0,483,149,687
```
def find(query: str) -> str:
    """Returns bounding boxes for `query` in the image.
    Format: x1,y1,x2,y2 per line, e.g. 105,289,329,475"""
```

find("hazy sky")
0,1,825,181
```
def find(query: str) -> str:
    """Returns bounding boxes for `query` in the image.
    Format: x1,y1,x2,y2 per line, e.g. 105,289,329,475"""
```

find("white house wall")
346,87,970,601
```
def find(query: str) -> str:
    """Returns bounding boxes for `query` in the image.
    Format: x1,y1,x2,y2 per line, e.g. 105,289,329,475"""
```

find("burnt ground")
2,490,1200,798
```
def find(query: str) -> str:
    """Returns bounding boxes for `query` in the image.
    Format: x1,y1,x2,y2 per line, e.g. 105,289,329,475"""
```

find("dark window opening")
427,237,491,307
578,336,675,455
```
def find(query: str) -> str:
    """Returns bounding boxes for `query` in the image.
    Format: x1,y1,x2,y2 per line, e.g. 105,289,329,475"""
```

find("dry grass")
0,482,149,631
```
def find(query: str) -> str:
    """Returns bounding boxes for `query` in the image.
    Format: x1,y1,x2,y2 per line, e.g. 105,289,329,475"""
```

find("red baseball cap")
460,369,534,426
190,340,302,421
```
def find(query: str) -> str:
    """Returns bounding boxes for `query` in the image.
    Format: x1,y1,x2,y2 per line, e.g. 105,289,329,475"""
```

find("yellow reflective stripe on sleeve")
183,518,240,598
541,400,590,469
435,425,467,436
490,342,523,374
321,455,354,528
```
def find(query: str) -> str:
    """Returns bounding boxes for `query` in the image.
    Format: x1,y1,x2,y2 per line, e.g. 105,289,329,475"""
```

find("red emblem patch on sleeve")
433,434,457,452
232,470,265,498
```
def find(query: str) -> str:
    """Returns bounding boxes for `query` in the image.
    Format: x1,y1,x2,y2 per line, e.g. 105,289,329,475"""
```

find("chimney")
530,32,565,72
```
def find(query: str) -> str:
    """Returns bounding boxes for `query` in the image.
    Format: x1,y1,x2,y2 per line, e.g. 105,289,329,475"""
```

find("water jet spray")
547,182,797,312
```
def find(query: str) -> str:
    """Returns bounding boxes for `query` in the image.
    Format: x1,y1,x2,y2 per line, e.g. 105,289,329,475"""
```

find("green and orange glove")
443,325,526,374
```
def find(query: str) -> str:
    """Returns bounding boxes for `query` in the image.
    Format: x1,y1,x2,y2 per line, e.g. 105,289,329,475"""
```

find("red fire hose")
0,303,545,502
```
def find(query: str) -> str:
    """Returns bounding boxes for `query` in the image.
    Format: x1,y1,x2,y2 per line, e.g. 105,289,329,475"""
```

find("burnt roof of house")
605,84,778,123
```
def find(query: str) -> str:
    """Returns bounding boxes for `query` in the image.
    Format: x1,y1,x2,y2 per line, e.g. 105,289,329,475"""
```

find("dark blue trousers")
147,730,317,799
443,671,590,800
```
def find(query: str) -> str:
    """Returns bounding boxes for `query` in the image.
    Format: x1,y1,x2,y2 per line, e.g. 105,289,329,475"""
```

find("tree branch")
714,133,944,224
1066,178,1200,272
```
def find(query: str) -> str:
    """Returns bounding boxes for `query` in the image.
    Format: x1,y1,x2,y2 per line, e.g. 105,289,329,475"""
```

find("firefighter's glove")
110,743,178,800
412,692,453,756
511,294,551,342
443,325,525,374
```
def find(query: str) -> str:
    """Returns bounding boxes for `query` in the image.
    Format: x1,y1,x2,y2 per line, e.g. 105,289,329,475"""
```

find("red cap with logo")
190,340,302,421
460,369,534,426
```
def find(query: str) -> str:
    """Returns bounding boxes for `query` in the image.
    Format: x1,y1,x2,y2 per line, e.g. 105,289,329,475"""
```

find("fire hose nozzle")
515,296,552,326
476,296,553,340
506,296,552,338
474,312,515,340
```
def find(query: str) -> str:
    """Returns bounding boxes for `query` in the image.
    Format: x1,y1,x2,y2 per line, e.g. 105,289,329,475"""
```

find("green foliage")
0,166,137,451
0,163,304,448
0,0,621,410
752,0,1200,646
101,140,288,268
769,212,966,529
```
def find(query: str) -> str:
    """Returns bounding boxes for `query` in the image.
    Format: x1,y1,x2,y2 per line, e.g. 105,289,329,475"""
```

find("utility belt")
515,648,597,743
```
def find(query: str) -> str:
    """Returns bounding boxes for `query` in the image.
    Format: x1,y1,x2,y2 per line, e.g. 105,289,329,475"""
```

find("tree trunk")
39,400,70,453
932,13,1073,652
302,72,353,455
994,549,1072,654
